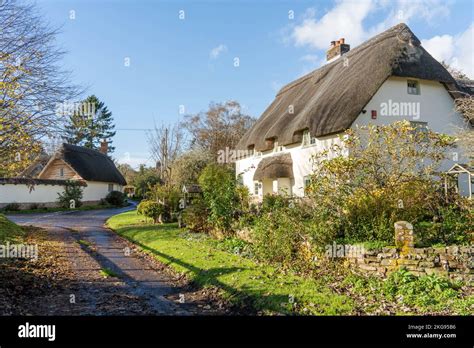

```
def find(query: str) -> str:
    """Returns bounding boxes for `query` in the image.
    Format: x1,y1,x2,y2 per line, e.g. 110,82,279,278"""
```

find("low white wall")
0,181,123,208
0,184,64,205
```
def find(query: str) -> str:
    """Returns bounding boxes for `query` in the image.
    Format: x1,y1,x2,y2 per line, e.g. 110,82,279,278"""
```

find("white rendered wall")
0,181,123,208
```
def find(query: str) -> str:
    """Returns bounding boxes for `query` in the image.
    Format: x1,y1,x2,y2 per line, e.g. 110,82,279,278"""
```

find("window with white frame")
254,182,260,195
407,80,420,95
59,167,64,177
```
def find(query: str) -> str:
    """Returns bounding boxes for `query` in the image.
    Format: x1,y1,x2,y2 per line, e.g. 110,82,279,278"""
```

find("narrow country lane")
5,206,226,315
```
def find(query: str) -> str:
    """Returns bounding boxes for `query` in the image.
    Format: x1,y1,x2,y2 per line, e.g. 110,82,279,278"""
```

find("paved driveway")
6,206,223,315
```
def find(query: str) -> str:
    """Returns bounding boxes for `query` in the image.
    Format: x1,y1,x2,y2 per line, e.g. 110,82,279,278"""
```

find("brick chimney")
99,140,108,154
326,38,350,62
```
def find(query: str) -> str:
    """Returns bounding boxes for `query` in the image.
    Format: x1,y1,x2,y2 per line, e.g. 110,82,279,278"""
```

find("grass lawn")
2,204,118,215
107,210,354,315
0,214,24,243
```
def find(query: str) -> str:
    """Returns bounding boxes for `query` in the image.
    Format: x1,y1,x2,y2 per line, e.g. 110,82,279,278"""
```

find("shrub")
3,203,20,211
261,194,289,212
146,184,180,222
137,199,164,223
198,164,237,234
181,199,210,233
416,205,473,246
28,203,41,210
253,205,313,272
306,121,458,246
106,190,126,207
57,181,83,208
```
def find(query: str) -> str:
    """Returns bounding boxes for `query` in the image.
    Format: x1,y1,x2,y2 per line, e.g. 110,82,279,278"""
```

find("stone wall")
344,222,473,283
346,245,473,282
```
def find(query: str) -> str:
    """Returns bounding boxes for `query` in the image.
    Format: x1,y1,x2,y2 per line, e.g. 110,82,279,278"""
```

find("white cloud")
209,44,227,59
292,0,376,50
422,23,474,78
290,0,451,51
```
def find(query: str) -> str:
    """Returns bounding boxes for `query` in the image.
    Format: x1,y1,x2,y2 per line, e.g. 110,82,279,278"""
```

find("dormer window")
407,80,420,95
265,138,275,150
247,145,255,157
302,130,317,147
273,141,284,153
302,130,311,146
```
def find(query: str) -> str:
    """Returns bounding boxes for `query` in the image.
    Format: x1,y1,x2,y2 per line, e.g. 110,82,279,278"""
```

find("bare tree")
454,94,474,165
0,0,80,175
182,101,255,160
147,122,184,183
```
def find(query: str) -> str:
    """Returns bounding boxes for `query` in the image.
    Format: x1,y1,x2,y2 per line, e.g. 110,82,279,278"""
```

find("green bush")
28,203,41,210
146,184,180,223
181,199,210,233
253,205,313,271
105,190,126,207
416,206,473,246
198,164,237,234
261,194,289,212
137,199,164,223
3,203,20,211
57,181,83,208
305,122,461,246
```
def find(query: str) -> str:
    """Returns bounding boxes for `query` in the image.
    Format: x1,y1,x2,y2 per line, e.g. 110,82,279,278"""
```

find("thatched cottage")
235,23,473,200
0,142,126,209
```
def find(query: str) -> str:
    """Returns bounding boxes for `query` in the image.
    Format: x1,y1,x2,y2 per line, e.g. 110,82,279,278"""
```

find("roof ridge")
275,23,412,97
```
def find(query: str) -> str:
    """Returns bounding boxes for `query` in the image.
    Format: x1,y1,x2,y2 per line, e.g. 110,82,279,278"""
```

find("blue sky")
37,0,473,168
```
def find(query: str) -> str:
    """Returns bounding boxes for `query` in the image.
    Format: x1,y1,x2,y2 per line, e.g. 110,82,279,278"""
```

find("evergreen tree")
63,95,116,153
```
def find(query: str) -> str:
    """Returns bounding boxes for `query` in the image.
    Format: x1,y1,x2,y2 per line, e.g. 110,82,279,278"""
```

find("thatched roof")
20,152,51,178
237,23,463,151
53,144,126,185
253,153,293,181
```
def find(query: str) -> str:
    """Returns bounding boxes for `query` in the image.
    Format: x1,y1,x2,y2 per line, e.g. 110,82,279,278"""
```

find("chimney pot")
326,39,350,62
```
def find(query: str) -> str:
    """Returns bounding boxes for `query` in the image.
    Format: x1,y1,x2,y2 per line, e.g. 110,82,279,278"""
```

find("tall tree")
182,101,255,161
441,61,469,80
0,0,79,175
147,122,184,183
63,95,116,153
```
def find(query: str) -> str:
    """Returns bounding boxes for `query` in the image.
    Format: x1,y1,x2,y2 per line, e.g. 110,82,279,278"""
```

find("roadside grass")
0,214,25,243
2,204,117,215
107,210,354,315
100,267,119,278
77,239,93,247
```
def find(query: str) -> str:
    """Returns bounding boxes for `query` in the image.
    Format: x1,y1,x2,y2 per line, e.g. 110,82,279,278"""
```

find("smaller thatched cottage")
0,142,126,209
235,23,472,201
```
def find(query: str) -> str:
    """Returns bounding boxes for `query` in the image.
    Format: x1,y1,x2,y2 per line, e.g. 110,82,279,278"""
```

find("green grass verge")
100,267,119,278
107,210,353,315
2,204,118,215
0,214,24,243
